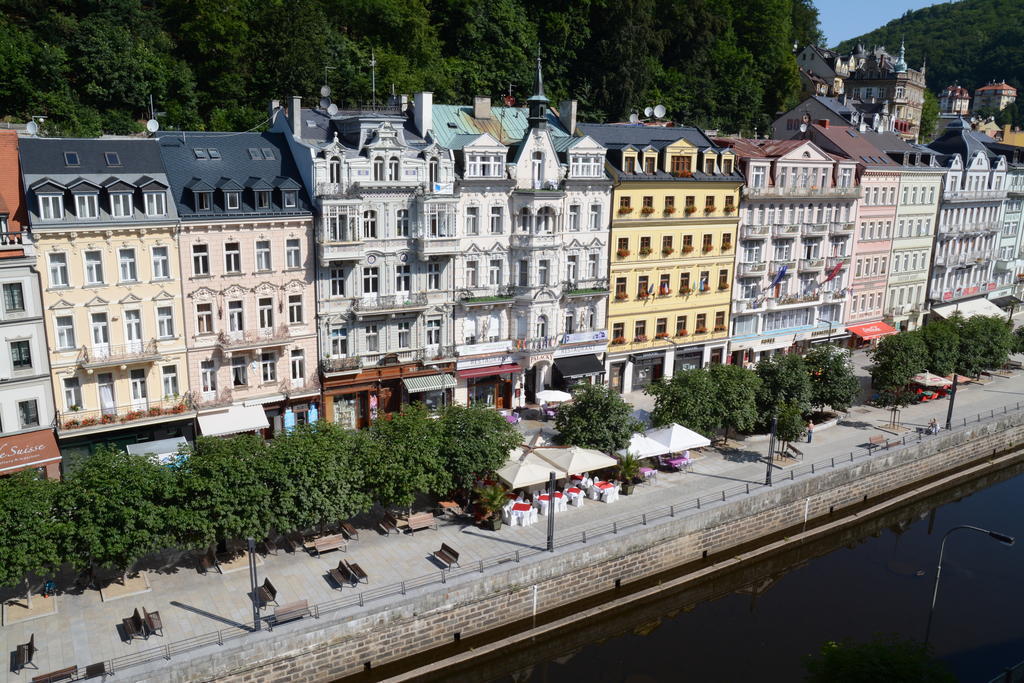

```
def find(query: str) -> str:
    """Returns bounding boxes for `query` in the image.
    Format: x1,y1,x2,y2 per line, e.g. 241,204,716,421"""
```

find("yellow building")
20,137,195,469
579,124,741,392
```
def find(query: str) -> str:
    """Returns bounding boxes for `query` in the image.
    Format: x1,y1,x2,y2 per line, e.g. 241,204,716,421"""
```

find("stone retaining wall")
149,411,1024,683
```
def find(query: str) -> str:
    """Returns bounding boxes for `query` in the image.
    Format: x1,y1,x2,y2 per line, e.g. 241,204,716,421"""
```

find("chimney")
289,96,301,138
269,99,281,124
473,96,492,120
817,119,830,128
399,94,409,113
414,92,433,138
558,99,578,134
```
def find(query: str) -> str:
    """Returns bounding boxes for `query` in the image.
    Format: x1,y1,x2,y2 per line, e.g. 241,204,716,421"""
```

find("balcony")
416,235,461,256
0,231,26,251
766,293,821,310
829,222,855,236
78,340,162,369
825,256,851,270
510,232,559,250
352,293,429,315
217,325,291,352
56,394,194,433
772,224,801,238
744,185,861,200
316,182,344,198
461,287,516,306
733,299,763,313
995,258,1015,272
738,262,768,277
564,278,609,298
798,258,825,272
740,225,770,239
513,336,560,353
943,188,1005,202
360,349,425,367
320,356,362,377
320,239,363,262
771,259,797,273
802,223,829,236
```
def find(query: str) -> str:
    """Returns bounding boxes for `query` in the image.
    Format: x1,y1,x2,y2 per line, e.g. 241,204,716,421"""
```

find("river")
428,462,1024,683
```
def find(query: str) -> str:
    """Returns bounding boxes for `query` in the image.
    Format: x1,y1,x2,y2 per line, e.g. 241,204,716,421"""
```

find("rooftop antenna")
147,95,164,136
369,49,377,107
323,65,336,92
629,112,639,125
644,106,654,118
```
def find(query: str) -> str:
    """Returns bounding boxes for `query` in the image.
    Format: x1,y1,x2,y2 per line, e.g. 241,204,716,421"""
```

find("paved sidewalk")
4,349,1024,679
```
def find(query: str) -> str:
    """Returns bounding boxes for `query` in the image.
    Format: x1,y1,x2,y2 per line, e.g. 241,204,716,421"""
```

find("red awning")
846,321,898,341
458,363,521,380
0,428,61,474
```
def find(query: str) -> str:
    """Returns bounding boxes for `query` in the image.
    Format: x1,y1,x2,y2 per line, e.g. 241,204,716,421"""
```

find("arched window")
363,210,377,238
532,151,544,187
388,157,400,181
396,209,410,237
536,314,548,339
373,158,384,181
429,158,439,186
329,157,342,184
518,207,532,232
537,207,556,234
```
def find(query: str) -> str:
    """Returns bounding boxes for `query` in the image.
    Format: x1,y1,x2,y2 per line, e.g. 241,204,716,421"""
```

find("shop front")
630,351,666,390
402,374,456,411
459,363,519,409
846,321,898,349
56,414,197,475
674,346,705,372
0,428,62,480
552,353,605,389
323,359,457,428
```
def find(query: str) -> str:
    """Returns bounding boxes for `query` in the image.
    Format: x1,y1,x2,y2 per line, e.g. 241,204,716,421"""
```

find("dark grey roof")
578,123,713,151
291,107,428,150
156,131,311,219
19,136,166,176
926,118,1002,162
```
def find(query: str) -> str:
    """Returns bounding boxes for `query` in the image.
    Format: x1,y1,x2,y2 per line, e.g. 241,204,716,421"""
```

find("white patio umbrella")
536,389,573,403
532,445,618,476
616,432,669,458
646,423,711,453
496,447,567,488
912,372,952,388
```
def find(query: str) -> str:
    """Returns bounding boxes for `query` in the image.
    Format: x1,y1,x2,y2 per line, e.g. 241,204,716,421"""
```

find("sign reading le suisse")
0,429,61,472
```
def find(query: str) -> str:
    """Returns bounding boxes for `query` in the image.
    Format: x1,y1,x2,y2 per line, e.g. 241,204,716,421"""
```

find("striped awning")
402,373,456,394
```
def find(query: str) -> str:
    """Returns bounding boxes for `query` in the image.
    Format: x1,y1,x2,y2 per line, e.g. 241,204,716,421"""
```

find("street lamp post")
546,471,556,552
247,537,261,632
943,374,959,431
924,524,1014,648
765,416,778,486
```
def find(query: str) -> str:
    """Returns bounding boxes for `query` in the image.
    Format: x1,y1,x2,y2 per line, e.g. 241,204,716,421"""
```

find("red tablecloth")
570,474,584,480
512,502,531,512
567,487,582,494
537,492,565,501
595,482,613,490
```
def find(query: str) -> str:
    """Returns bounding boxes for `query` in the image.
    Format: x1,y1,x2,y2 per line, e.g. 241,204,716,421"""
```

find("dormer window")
704,158,715,174
625,156,636,173
75,194,99,219
282,190,297,208
64,152,79,167
570,155,602,177
226,191,240,210
104,152,121,167
39,194,63,220
329,158,341,183
110,192,132,217
467,154,503,178
256,190,270,209
145,191,167,217
644,157,656,174
722,158,733,174
373,157,385,181
196,191,212,211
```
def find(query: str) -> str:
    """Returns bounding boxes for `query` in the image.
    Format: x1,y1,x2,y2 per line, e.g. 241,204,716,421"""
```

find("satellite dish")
319,97,331,109
629,113,639,124
25,121,38,136
146,119,160,133
654,104,666,118
644,106,654,118
327,103,339,116
799,122,808,133
320,85,332,98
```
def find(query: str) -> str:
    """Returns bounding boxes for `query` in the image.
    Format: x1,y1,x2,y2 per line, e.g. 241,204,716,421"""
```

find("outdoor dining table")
535,492,568,515
508,502,537,526
565,486,585,507
665,456,693,472
638,466,657,483
592,481,619,503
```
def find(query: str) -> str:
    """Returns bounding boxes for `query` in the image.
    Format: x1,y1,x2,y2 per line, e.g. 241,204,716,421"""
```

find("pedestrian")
807,420,814,443
929,418,938,435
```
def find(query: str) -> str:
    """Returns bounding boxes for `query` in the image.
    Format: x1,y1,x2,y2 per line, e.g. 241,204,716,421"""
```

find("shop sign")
529,353,554,366
457,353,518,370
457,340,513,357
728,339,758,351
0,429,61,473
562,330,608,345
554,343,607,358
986,282,997,292
631,350,665,362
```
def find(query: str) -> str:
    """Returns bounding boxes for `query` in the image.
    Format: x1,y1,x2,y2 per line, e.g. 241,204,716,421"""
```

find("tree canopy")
555,383,642,453
438,403,522,491
755,353,813,422
805,344,859,413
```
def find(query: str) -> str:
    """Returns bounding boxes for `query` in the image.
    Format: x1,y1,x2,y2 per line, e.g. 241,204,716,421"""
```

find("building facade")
845,42,927,141
713,138,859,364
20,137,195,470
939,85,971,115
974,81,1017,112
0,130,60,478
157,131,319,437
581,123,741,392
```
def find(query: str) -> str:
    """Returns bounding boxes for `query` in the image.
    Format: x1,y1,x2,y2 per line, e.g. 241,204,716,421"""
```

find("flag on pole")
766,264,788,289
823,261,844,283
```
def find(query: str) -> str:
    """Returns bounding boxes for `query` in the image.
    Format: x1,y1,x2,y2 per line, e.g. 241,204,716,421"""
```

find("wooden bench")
438,501,463,518
143,607,163,637
329,560,368,588
272,599,309,626
83,662,107,679
15,634,37,671
122,607,146,641
339,521,359,541
380,512,400,535
312,533,347,556
32,665,77,683
346,560,368,584
256,577,278,607
406,512,438,533
433,543,460,569
786,443,804,460
868,435,886,449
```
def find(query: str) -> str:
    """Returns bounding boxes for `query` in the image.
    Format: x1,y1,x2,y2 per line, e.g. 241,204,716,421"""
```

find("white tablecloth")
535,494,568,515
503,502,537,526
565,489,585,507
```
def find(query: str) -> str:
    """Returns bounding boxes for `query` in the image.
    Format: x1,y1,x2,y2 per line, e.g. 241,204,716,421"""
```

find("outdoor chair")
143,607,163,637
433,543,460,569
15,633,37,671
340,521,359,541
256,578,278,607
122,608,146,641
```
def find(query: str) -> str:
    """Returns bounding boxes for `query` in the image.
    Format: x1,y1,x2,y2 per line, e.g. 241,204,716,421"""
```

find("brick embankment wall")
151,413,1024,683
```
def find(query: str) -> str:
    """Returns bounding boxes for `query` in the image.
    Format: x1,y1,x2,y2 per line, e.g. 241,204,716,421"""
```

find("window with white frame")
226,191,240,210
3,282,24,313
151,246,170,279
255,240,272,271
288,294,303,323
330,266,345,297
196,303,214,333
538,259,550,285
465,206,480,235
75,194,99,219
55,315,76,349
110,192,132,217
488,259,502,286
39,194,63,220
224,242,241,273
330,327,348,356
192,244,209,275
365,323,379,352
258,297,274,329
396,264,411,292
396,209,410,237
256,190,270,209
48,253,68,287
227,300,244,332
587,253,598,278
397,321,411,348
363,210,377,238
490,206,503,234
145,191,167,217
290,349,305,381
260,351,276,382
84,250,104,285
568,204,581,231
427,262,441,289
200,360,217,393
286,238,301,268
282,190,297,208
118,248,137,282
589,204,601,230
363,266,379,294
566,255,578,282
162,365,179,397
10,339,31,370
157,306,174,338
63,376,82,409
18,399,39,428
426,318,441,345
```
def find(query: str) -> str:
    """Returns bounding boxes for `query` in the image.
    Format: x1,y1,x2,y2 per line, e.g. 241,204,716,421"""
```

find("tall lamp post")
764,416,778,486
944,374,959,431
817,317,836,346
247,537,261,632
924,524,1014,648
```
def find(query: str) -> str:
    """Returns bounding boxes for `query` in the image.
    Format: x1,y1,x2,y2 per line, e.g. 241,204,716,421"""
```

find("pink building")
804,123,901,345
158,131,319,436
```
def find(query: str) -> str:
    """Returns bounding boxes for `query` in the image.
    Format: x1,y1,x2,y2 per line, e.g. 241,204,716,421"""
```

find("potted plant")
617,453,642,495
714,325,727,332
682,244,695,253
718,282,730,290
615,291,630,300
721,241,732,251
724,205,736,214
639,246,653,256
475,485,508,531
638,290,650,299
617,206,634,215
695,326,708,334
634,334,648,342
664,206,677,215
659,287,672,296
704,205,717,213
680,286,692,295
641,206,655,215
662,247,675,256
655,331,669,339
702,243,714,252
612,336,627,345
676,328,688,336
616,248,631,258
684,205,697,215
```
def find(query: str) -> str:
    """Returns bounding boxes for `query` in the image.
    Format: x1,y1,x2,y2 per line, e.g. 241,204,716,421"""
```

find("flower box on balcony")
64,419,81,429
612,336,627,345
634,335,648,343
694,327,708,334
704,205,717,213
80,417,99,427
682,245,695,253
724,205,736,214
617,207,634,215
100,414,116,424
718,283,730,290
616,248,631,258
664,206,677,215
676,329,688,336
638,291,650,299
641,206,655,215
615,292,630,300
122,410,145,422
702,244,714,252
684,205,697,215
679,286,692,295
655,332,669,339
662,247,675,256
148,407,164,417
713,325,727,332
721,242,732,251
639,246,653,256
659,288,672,296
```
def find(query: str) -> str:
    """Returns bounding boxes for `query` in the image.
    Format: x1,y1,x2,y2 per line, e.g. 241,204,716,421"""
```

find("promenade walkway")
4,348,1024,680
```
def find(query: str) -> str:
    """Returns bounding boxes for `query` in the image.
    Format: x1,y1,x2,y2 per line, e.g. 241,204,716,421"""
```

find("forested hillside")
0,0,821,136
836,0,1024,104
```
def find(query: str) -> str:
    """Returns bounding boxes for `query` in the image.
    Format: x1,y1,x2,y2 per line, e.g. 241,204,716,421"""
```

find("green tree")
870,331,928,425
805,636,956,683
805,344,859,413
707,363,761,438
774,401,806,456
648,368,721,437
556,383,642,453
956,315,1013,375
367,403,446,508
1013,325,1024,354
0,473,61,606
176,434,275,548
919,89,940,140
756,353,812,422
58,445,178,582
438,403,522,492
920,319,961,376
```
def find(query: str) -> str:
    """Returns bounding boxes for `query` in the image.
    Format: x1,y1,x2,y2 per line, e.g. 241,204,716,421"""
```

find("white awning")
931,298,1005,320
198,405,269,437
126,436,189,464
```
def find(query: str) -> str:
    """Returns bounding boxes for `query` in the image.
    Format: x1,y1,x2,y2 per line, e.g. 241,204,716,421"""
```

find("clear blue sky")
818,0,945,46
